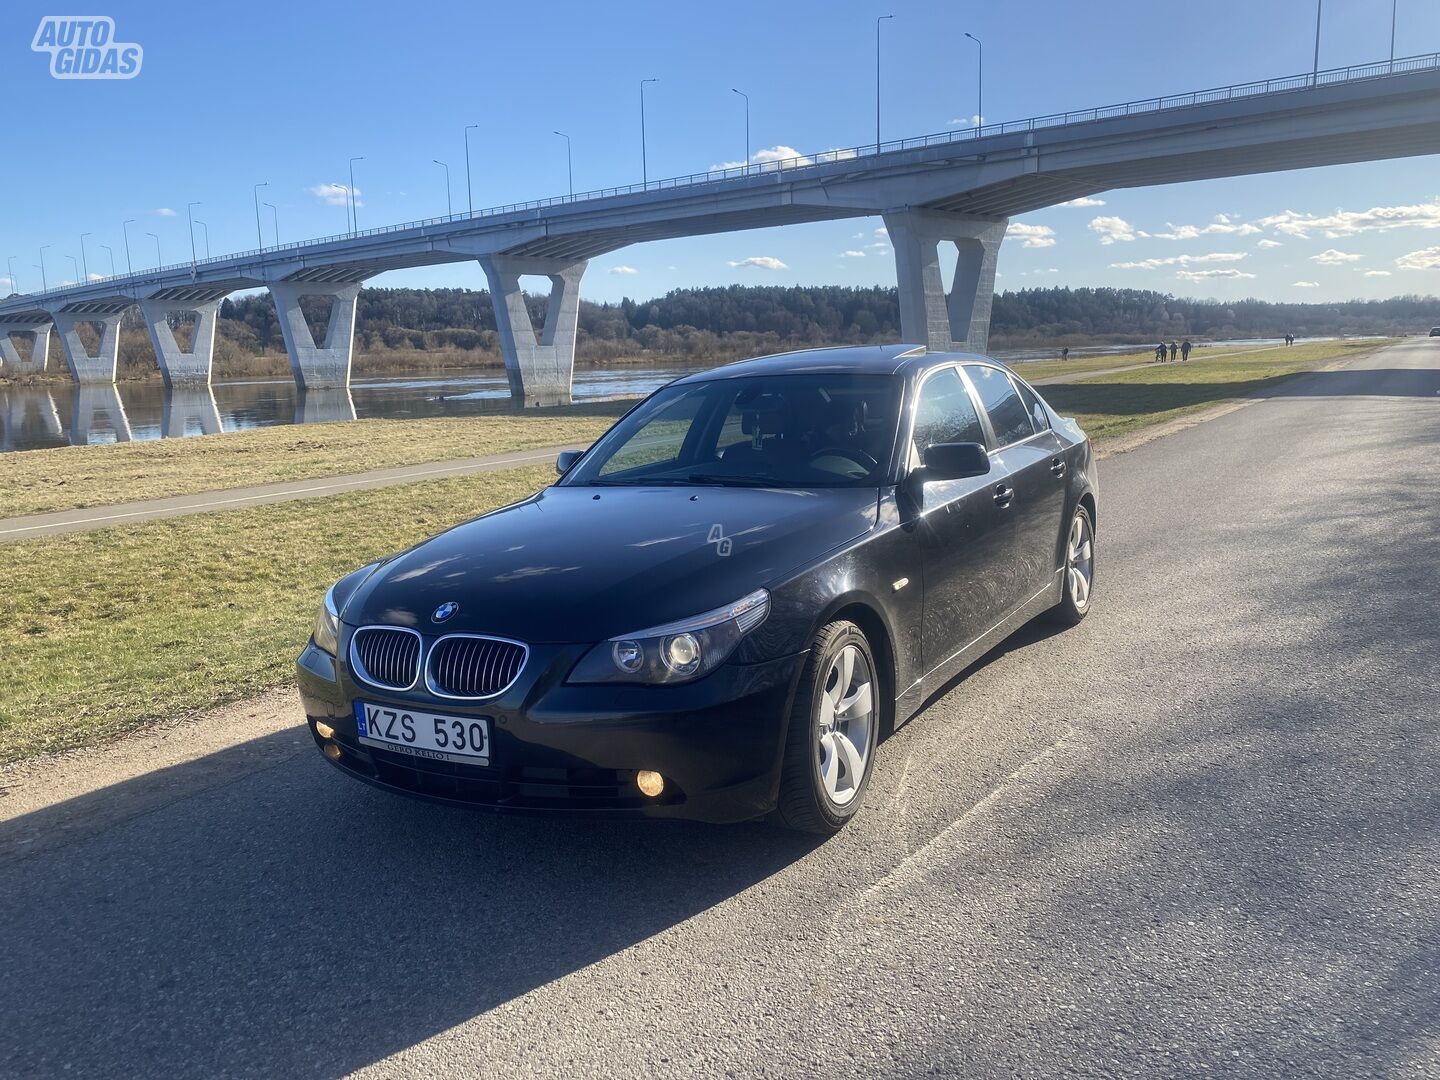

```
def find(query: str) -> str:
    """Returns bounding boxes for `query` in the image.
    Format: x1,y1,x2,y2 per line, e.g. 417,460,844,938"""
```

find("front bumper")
296,639,806,824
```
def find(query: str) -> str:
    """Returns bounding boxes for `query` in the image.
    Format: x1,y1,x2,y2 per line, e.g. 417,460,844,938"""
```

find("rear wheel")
775,621,879,835
1047,504,1095,625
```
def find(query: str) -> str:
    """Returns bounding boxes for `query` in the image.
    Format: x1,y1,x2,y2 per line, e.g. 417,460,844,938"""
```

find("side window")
597,393,704,476
912,368,986,459
1014,379,1051,433
964,365,1034,448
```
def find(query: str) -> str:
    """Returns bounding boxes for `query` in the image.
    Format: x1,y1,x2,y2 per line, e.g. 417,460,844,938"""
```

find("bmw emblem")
432,601,460,623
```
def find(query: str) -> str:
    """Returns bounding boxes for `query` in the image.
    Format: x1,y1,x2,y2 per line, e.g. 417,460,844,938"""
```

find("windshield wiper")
686,473,784,487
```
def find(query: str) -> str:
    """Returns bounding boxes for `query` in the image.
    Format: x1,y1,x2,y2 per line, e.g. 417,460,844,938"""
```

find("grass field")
0,406,627,519
0,465,554,766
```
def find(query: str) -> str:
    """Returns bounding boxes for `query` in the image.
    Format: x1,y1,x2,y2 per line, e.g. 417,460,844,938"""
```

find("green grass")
0,465,554,765
1043,339,1395,441
0,406,628,520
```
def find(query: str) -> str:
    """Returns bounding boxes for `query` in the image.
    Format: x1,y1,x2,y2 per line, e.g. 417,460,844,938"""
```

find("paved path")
0,344,1298,545
2,339,1437,1078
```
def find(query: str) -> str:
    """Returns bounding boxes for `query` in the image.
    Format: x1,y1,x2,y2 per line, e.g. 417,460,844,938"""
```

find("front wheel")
775,621,880,835
1047,504,1095,626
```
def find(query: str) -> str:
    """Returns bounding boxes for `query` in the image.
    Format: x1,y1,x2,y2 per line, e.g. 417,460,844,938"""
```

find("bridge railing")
9,50,1439,305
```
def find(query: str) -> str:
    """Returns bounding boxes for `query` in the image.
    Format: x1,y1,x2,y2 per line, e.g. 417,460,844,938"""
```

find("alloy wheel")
1066,511,1094,610
816,643,875,807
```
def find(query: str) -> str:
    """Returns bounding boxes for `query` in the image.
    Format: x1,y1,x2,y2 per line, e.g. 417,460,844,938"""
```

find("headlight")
312,586,340,656
567,589,770,685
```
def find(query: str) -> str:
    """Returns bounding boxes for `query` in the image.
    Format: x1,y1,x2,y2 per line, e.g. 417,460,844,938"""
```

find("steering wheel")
807,446,879,477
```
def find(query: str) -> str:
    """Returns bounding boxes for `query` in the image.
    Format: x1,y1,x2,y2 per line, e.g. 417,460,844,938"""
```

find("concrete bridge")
4,53,1440,405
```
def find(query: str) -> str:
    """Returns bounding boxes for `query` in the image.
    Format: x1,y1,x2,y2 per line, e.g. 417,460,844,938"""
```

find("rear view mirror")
920,442,990,481
555,450,583,475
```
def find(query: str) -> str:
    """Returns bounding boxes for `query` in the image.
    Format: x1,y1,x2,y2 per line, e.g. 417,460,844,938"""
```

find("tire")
775,621,880,835
1047,503,1095,626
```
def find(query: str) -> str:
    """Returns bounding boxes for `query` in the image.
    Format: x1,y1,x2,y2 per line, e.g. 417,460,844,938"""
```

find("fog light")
636,770,665,797
322,741,342,761
315,721,336,740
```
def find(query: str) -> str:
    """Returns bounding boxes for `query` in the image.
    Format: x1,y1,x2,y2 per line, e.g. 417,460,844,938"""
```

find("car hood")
344,485,880,643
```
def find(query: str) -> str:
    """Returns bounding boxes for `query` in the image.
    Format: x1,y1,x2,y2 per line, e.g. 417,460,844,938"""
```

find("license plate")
355,702,491,765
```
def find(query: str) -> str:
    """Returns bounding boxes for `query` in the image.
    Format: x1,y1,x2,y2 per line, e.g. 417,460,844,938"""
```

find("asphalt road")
2,339,1437,1079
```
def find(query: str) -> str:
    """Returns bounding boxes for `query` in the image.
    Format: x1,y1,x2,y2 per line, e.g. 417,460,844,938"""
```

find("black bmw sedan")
296,345,1098,833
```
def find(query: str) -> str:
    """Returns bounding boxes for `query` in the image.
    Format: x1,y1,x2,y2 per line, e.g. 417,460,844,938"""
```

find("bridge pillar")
0,323,52,377
883,210,1008,353
140,298,221,387
476,255,587,406
52,312,122,384
269,281,361,390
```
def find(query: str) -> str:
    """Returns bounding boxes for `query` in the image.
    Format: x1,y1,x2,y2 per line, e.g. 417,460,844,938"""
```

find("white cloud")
839,250,865,258
309,182,360,208
710,145,824,172
1152,215,1262,240
1111,252,1249,270
867,242,889,250
1311,248,1361,265
151,207,176,217
607,265,638,275
1292,280,1321,287
1058,196,1106,207
1396,246,1440,270
1090,216,1145,244
874,227,888,238
1257,239,1284,249
1176,268,1256,282
1258,199,1440,239
728,256,788,270
1363,269,1393,277
87,272,104,281
1007,223,1056,249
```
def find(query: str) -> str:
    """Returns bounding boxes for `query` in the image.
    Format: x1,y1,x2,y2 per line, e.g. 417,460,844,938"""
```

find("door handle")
993,484,1014,507
1050,456,1066,478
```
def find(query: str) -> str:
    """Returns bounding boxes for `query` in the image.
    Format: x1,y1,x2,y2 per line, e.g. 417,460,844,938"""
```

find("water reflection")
71,386,133,445
296,388,357,426
162,388,223,438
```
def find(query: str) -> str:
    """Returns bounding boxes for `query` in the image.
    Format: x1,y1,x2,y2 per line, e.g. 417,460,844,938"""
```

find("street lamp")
433,159,452,219
38,245,51,292
876,14,894,150
348,156,365,235
253,181,269,252
122,219,135,275
265,202,280,246
187,201,202,269
80,232,92,280
1391,0,1398,63
6,256,17,295
146,232,161,269
100,244,116,278
1313,0,1323,84
68,255,80,284
731,88,750,171
964,32,983,136
195,220,210,259
553,131,573,197
464,123,479,215
640,77,658,186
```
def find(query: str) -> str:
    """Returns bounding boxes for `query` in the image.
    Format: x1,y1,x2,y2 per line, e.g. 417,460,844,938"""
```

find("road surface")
1,339,1436,1078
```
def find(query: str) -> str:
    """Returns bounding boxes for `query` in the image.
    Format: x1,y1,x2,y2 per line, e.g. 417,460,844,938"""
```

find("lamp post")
731,88,750,170
38,245,50,292
553,131,573,196
265,202,279,246
146,232,161,269
464,124,478,215
640,77,658,186
122,218,135,275
876,14,894,150
433,159,452,219
101,244,116,278
80,232,91,280
348,156,365,235
186,201,201,269
194,220,210,259
1313,0,1323,84
68,255,80,285
1390,0,1398,63
6,256,17,295
964,32,983,136
253,181,269,252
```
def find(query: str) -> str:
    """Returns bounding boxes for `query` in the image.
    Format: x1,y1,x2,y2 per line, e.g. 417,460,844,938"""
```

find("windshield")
563,373,901,488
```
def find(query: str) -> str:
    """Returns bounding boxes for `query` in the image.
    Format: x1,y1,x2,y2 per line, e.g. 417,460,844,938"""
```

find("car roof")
669,344,1003,384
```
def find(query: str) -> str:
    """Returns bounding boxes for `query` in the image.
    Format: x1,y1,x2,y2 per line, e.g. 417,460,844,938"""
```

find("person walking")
1169,341,1179,362
1061,346,1070,362
1155,342,1167,363
1180,339,1192,362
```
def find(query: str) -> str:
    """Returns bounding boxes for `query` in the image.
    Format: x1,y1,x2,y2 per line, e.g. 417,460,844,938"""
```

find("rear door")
964,364,1067,604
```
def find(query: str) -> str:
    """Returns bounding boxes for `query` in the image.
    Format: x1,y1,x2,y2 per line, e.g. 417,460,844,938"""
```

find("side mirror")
920,442,990,481
555,449,583,475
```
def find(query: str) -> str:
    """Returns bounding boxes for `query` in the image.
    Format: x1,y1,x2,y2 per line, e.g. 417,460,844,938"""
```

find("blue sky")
2,0,1438,305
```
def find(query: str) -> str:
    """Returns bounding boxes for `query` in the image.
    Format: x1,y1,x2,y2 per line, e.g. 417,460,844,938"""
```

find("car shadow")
0,736,820,1079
